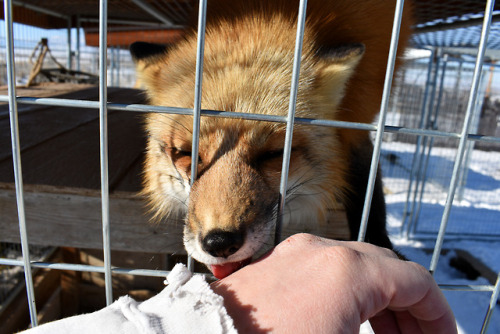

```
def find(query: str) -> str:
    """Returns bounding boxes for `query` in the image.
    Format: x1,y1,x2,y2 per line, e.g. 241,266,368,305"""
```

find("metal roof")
3,0,500,52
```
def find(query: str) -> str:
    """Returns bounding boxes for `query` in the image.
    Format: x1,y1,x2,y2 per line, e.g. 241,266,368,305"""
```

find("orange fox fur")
131,0,413,272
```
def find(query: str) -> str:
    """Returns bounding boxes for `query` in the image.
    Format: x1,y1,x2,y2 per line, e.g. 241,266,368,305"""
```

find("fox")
130,0,413,279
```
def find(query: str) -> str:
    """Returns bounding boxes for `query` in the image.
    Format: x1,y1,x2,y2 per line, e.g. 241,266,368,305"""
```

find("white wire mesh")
0,0,499,332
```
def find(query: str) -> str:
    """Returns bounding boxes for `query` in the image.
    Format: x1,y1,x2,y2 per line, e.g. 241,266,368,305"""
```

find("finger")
377,261,458,334
369,309,403,334
393,310,426,334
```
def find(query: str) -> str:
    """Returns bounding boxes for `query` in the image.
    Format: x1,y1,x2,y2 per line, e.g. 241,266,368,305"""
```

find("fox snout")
202,229,245,258
183,149,277,267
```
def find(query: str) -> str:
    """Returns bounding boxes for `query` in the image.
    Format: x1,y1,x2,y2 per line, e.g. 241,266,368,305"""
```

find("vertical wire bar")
412,55,448,229
358,0,405,241
187,0,208,272
480,273,500,334
404,51,439,237
76,16,81,71
429,0,495,274
67,17,72,69
274,0,308,244
110,48,115,87
401,48,435,236
457,68,488,201
411,136,434,236
99,0,113,304
3,0,38,326
116,49,121,87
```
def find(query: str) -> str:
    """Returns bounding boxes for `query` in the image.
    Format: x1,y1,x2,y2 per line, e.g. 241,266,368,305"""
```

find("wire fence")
0,0,499,333
380,51,500,239
0,23,135,88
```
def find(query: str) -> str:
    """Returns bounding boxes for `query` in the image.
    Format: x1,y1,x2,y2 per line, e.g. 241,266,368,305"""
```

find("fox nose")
202,230,245,258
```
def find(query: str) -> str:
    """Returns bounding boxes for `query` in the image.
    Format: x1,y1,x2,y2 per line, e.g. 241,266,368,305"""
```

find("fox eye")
168,147,203,164
173,148,191,157
260,149,284,161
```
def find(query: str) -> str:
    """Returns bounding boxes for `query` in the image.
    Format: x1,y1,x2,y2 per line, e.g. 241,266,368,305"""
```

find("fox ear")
130,41,168,64
130,42,168,89
316,43,365,106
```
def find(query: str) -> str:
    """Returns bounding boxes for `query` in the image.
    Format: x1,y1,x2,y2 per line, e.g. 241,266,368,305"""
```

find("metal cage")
1,0,499,332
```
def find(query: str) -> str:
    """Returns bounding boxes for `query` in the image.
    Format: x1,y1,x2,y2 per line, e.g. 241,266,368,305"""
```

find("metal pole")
457,67,488,201
131,0,174,26
358,0,406,241
275,0,308,244
412,54,449,230
187,0,208,272
480,273,500,334
2,95,500,145
12,0,67,19
4,0,38,326
402,49,437,237
67,17,72,70
110,48,115,87
116,48,121,87
99,0,113,305
429,0,495,274
76,15,81,72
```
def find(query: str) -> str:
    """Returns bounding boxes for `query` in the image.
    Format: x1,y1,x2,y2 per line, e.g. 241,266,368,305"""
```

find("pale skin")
211,233,457,334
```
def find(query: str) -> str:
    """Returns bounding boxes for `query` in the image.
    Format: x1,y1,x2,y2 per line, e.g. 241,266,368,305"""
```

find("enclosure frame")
1,0,500,332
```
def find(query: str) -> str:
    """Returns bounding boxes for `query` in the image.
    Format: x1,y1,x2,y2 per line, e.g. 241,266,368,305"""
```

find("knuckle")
283,233,322,245
408,261,432,277
323,244,363,265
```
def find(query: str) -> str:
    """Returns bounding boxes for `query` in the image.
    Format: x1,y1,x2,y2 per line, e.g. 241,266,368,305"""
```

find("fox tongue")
210,258,252,279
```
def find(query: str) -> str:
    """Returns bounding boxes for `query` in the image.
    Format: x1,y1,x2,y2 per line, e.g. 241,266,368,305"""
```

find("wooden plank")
0,183,349,253
113,152,145,192
0,86,101,162
78,249,166,294
454,249,498,285
0,99,146,192
59,248,82,318
0,183,182,253
37,287,62,325
0,86,145,174
0,83,97,100
0,254,62,334
0,83,99,119
85,29,183,47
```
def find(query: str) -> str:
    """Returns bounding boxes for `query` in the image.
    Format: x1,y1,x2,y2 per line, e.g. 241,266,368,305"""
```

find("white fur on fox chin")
182,184,326,266
183,220,274,266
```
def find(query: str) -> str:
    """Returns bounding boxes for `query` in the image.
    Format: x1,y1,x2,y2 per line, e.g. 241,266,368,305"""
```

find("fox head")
130,15,365,278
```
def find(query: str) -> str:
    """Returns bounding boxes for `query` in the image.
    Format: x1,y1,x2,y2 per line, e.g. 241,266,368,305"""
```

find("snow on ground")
381,141,500,333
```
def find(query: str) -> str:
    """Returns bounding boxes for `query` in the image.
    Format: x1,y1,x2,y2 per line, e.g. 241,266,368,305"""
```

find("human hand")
211,233,457,333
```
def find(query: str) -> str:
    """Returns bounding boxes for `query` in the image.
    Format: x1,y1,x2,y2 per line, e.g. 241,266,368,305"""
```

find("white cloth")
22,263,237,334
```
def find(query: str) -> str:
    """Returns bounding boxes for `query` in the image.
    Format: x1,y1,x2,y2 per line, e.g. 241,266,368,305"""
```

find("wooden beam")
0,183,349,254
0,183,182,254
84,29,184,48
0,86,146,193
0,251,62,334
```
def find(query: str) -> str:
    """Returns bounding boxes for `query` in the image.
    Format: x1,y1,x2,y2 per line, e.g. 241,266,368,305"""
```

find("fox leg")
344,138,393,250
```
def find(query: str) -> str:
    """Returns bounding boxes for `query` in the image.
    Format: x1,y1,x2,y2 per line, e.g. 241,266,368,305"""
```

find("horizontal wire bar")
0,257,212,280
439,284,496,292
1,95,499,144
2,257,494,291
409,231,500,240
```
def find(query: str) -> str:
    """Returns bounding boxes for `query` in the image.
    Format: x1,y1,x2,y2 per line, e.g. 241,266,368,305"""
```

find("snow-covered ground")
381,141,500,333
